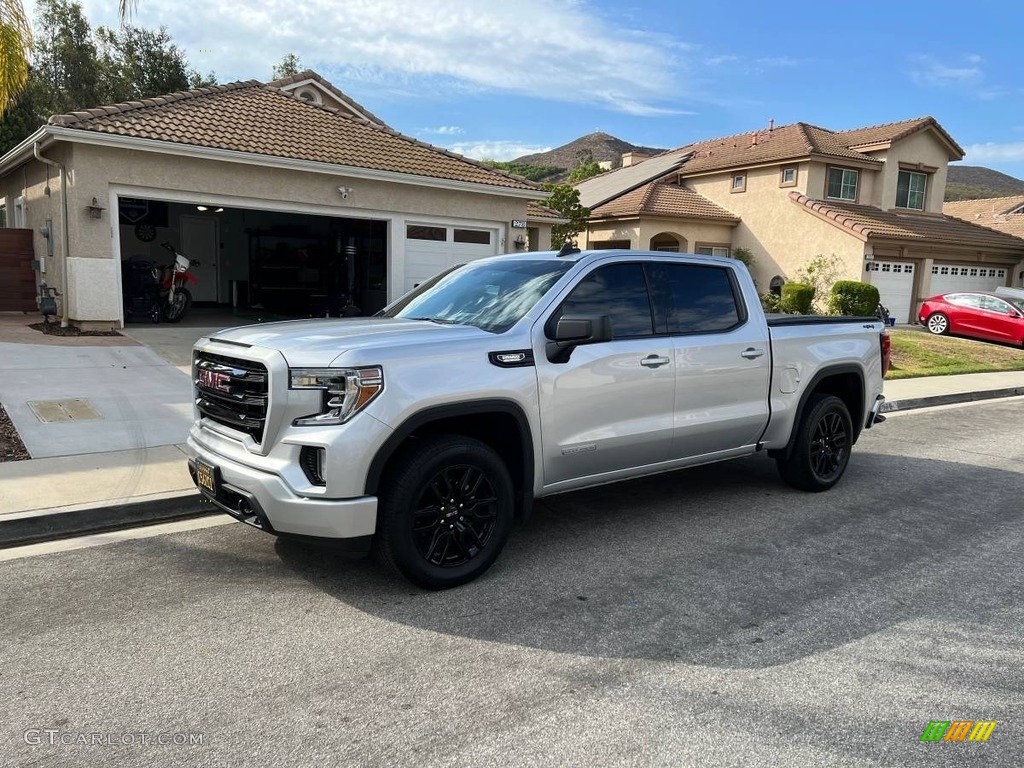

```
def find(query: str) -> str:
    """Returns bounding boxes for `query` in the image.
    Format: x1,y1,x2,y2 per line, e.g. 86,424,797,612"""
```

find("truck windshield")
382,260,572,333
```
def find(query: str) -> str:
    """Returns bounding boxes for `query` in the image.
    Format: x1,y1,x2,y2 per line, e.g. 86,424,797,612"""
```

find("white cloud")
423,126,464,135
963,142,1024,162
71,0,686,116
909,54,983,87
446,141,553,162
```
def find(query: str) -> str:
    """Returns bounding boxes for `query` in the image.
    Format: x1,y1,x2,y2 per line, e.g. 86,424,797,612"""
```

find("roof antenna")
557,242,581,257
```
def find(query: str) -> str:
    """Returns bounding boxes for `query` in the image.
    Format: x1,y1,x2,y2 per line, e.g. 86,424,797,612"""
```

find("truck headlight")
289,366,383,426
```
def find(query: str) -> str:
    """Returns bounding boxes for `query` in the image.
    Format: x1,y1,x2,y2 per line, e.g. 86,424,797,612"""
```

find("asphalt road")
2,399,1023,767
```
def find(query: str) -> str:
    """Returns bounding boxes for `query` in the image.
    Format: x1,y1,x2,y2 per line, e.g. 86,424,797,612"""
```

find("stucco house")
0,70,556,329
577,117,1024,322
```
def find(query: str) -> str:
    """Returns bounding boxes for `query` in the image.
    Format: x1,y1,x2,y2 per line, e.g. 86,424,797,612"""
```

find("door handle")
640,355,671,368
741,348,765,359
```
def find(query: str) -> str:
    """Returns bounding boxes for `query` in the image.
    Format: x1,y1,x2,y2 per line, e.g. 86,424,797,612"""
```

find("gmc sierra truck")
187,248,889,589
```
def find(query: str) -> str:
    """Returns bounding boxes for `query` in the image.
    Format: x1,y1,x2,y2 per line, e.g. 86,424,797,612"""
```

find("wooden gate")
0,229,36,311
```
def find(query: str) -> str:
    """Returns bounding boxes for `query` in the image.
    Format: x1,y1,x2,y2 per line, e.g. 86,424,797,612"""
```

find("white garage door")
866,261,915,323
404,223,499,293
929,264,1007,296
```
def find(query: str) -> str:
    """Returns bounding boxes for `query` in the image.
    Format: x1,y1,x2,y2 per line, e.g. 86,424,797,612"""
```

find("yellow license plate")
195,461,217,495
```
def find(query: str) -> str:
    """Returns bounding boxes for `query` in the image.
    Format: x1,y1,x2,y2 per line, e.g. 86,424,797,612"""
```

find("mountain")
945,165,1024,201
511,132,668,181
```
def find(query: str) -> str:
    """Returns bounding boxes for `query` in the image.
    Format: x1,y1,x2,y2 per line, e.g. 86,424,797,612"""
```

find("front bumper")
186,438,378,540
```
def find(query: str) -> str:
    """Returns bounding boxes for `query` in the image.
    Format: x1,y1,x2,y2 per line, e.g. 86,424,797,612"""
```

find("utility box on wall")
67,257,120,326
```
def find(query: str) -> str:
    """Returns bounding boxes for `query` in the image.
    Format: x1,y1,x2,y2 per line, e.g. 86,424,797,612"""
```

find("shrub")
760,292,782,313
795,254,844,313
730,247,755,269
828,280,880,316
780,282,815,314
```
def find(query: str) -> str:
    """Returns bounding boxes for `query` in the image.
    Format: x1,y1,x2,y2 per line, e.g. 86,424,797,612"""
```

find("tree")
96,23,214,104
32,0,102,115
0,69,44,152
0,0,132,118
566,149,606,184
539,182,589,245
0,0,33,116
272,53,301,80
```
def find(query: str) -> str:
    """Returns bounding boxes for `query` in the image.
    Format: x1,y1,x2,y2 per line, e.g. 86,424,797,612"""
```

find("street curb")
881,386,1024,413
0,490,215,549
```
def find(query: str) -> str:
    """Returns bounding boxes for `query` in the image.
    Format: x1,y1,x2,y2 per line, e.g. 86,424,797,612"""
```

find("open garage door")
866,260,915,323
404,224,499,292
929,263,1008,296
117,197,387,319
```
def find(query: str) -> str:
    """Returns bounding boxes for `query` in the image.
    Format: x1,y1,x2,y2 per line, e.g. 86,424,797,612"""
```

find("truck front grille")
194,352,268,443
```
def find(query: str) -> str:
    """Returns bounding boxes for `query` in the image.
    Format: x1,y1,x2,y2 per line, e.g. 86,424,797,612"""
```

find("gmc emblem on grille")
198,369,231,392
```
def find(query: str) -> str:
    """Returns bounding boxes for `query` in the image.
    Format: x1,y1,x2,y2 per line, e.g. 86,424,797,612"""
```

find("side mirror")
547,314,612,363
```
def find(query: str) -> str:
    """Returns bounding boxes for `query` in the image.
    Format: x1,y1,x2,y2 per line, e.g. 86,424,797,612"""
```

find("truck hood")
203,318,491,366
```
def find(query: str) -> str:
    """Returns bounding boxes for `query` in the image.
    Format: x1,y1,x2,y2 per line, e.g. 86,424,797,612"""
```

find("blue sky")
32,0,1024,178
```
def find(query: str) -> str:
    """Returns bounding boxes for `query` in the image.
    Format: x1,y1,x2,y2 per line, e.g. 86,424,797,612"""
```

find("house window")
695,245,730,257
407,225,447,241
826,168,859,201
896,170,926,210
453,228,490,245
731,173,747,193
13,195,25,228
780,167,797,187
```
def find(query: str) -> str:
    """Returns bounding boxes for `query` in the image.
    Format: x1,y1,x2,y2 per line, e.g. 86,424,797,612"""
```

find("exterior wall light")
87,197,106,219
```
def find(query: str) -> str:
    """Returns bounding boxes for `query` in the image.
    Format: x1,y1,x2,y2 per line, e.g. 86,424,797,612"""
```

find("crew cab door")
645,261,771,458
534,262,675,486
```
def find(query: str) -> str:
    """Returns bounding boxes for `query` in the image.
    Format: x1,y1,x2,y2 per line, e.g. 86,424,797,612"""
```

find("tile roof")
47,79,539,192
790,192,1024,250
833,116,964,157
677,122,879,176
526,201,566,221
589,181,738,221
266,69,386,126
943,195,1024,239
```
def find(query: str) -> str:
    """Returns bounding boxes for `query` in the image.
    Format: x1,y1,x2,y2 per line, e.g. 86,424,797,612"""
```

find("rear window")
646,262,744,334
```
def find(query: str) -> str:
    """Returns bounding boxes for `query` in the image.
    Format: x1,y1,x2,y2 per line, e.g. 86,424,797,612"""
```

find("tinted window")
555,263,653,338
453,228,491,245
407,225,446,241
646,263,742,334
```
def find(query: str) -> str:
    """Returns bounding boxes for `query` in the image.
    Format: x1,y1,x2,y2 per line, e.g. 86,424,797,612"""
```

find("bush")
828,280,880,316
780,282,815,314
760,292,782,313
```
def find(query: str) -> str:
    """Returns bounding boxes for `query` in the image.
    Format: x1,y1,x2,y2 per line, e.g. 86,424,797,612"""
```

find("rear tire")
925,312,949,335
776,394,853,492
374,434,515,589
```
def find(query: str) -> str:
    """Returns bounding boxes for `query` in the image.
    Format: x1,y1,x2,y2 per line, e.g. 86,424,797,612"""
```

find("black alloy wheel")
776,393,853,492
375,434,514,589
412,464,499,567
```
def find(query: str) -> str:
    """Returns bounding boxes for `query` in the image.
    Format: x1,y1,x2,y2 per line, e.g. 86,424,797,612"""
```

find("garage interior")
117,197,388,319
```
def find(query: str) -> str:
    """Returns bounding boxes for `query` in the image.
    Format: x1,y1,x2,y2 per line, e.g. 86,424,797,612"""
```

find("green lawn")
887,328,1024,379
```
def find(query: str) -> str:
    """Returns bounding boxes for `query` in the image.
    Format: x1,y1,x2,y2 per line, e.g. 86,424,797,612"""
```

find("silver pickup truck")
186,248,889,588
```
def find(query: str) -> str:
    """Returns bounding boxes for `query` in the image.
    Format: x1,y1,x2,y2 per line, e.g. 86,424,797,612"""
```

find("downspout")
33,142,71,327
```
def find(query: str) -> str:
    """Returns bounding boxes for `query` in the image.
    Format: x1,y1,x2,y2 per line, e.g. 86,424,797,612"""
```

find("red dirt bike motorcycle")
122,242,198,323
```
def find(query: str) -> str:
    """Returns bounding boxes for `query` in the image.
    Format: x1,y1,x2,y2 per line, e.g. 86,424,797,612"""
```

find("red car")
918,292,1024,346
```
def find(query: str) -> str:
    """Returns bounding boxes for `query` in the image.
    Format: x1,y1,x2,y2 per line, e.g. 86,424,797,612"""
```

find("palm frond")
118,0,137,25
0,0,33,118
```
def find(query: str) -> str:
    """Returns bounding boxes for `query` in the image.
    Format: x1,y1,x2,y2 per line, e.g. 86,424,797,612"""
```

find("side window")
553,263,653,339
646,262,744,334
950,294,982,309
979,296,1010,313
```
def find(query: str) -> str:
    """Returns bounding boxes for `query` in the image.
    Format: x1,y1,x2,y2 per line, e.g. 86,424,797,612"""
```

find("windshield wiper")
407,316,463,325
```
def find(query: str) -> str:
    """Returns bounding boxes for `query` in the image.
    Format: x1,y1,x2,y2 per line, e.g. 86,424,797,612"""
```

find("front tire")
776,394,853,492
374,435,515,589
925,312,949,335
162,288,192,323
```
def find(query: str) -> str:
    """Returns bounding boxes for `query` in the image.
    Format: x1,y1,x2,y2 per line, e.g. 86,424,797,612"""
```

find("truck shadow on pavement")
275,451,1024,670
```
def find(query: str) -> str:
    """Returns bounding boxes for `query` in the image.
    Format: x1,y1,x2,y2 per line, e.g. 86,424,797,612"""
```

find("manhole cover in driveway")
27,399,103,423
